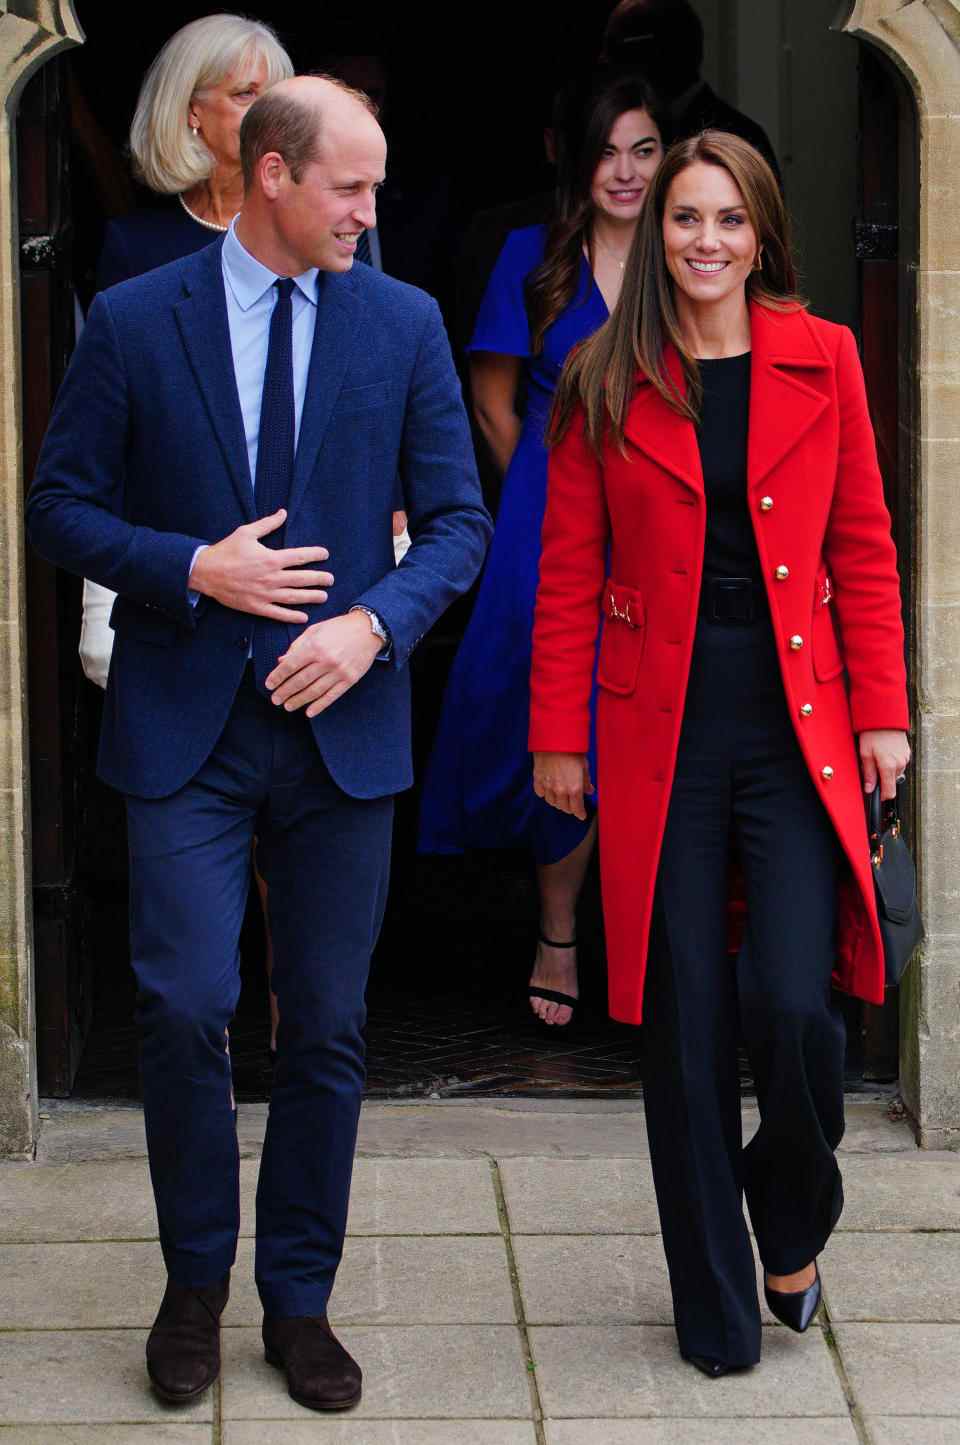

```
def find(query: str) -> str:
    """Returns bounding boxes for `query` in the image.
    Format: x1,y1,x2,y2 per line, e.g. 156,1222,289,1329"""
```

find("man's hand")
533,751,595,821
859,729,911,801
189,509,334,622
266,612,383,718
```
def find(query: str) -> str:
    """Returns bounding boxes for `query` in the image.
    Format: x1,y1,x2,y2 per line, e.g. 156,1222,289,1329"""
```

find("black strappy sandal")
528,932,579,1028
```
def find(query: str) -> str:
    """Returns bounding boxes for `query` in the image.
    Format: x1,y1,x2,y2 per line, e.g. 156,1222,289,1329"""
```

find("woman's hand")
858,729,910,800
533,752,595,820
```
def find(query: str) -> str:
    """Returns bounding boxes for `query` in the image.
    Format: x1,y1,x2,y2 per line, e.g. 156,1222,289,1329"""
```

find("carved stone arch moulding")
0,3,82,107
840,0,960,114
0,0,80,1158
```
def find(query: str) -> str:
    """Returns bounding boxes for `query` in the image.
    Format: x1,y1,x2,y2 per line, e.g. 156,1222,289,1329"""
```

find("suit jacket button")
775,565,790,580
821,765,834,780
789,634,804,650
800,703,814,717
760,495,774,512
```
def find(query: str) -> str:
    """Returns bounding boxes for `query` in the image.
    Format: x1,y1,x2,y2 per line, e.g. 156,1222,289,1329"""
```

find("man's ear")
259,152,287,200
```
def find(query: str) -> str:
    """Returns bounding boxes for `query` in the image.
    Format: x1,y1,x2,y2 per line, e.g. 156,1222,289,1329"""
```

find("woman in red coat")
529,131,910,1377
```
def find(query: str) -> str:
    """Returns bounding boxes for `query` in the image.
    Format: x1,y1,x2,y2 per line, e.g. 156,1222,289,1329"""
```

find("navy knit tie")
253,277,296,693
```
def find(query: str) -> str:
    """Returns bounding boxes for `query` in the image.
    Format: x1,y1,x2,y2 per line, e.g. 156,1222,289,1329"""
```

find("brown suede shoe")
262,1315,362,1411
146,1275,230,1403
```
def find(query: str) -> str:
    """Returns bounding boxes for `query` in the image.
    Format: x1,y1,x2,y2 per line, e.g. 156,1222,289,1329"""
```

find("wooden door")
855,44,918,1082
19,57,90,1095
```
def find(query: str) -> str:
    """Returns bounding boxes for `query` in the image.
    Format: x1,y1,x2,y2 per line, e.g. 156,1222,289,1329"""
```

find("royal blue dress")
418,224,607,865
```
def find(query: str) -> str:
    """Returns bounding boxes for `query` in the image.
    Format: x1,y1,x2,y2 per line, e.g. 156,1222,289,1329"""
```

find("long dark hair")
551,129,806,450
525,67,664,355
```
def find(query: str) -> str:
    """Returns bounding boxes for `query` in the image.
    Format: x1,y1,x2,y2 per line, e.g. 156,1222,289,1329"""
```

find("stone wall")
844,0,960,1148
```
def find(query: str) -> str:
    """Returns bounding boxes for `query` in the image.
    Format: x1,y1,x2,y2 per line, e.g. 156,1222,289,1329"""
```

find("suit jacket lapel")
173,240,255,523
286,271,363,522
747,302,831,491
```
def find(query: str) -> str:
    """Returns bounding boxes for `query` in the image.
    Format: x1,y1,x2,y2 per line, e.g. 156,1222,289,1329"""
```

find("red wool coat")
529,303,910,1025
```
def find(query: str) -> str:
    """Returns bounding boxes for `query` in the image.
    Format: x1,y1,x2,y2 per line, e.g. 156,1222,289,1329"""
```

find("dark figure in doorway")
419,69,666,1029
531,130,909,1374
603,0,782,183
27,77,490,1412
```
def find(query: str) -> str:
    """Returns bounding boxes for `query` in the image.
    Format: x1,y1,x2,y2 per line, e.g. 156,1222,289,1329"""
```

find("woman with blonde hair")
96,13,293,288
531,130,910,1375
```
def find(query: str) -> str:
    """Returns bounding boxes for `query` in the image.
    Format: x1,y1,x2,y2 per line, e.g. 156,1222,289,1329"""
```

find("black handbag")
866,784,924,987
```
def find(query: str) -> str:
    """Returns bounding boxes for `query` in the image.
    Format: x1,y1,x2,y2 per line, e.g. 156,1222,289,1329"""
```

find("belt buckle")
710,577,754,624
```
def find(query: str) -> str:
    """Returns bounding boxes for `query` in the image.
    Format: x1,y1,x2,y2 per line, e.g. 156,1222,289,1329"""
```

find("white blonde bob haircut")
130,13,294,195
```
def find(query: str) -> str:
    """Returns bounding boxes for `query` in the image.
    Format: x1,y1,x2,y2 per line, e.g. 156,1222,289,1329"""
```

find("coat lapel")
623,346,703,495
285,271,363,523
747,302,831,491
173,239,255,523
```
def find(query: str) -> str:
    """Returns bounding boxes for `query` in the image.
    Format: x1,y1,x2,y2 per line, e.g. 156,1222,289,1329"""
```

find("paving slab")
0,1331,212,1423
0,1431,211,1443
837,1153,960,1231
346,1158,500,1234
500,1158,659,1234
833,1324,960,1414
221,1325,532,1419
226,1237,515,1326
224,1424,537,1444
0,1158,159,1242
823,1234,960,1321
866,1421,960,1444
545,1422,859,1444
515,1235,778,1325
0,1241,166,1328
529,1324,847,1417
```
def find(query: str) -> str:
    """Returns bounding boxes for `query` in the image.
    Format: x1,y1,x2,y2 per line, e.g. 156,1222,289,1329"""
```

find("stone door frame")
0,0,958,1154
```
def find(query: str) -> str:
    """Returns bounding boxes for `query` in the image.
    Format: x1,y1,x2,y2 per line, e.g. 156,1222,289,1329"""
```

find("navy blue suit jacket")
28,238,492,800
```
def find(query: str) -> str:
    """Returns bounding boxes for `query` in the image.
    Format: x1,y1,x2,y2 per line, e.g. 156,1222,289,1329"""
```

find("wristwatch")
350,605,392,657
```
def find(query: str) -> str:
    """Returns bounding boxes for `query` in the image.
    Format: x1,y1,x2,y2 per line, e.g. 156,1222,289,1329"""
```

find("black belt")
698,575,769,625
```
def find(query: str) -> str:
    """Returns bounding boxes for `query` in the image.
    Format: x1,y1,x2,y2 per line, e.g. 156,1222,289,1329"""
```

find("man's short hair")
240,77,378,190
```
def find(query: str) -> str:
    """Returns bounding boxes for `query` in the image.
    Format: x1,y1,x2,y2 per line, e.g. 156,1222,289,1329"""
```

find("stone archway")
0,2,82,1157
842,0,960,1148
0,1,958,1155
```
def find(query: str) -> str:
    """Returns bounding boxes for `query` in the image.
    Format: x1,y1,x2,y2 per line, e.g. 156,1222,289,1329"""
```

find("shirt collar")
222,217,318,311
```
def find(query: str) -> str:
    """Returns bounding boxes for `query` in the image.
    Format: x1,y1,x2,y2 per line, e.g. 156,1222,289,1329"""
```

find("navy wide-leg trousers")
126,668,394,1318
642,619,847,1367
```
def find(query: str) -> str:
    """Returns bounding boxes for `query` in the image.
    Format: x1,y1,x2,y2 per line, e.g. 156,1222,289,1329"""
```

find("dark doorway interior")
26,2,905,1102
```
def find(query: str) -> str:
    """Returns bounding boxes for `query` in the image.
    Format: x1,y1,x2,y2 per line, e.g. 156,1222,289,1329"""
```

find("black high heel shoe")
527,933,579,1028
764,1263,822,1333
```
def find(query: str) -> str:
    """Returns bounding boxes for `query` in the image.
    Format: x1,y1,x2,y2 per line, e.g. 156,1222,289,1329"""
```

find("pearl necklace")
178,192,231,233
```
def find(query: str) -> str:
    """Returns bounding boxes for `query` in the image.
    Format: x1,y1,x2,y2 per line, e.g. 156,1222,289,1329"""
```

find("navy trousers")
642,618,847,1367
126,668,394,1318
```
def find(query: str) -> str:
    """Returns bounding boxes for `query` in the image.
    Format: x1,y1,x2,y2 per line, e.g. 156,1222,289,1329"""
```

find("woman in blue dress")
420,70,665,1026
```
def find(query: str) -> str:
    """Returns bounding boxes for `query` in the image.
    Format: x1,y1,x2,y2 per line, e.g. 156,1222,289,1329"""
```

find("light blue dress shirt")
222,217,319,481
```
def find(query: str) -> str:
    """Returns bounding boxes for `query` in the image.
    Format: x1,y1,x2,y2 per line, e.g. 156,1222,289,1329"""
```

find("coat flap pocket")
603,579,645,631
109,595,179,647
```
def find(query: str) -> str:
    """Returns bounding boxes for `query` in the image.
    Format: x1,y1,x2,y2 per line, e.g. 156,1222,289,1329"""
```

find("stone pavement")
0,1097,958,1442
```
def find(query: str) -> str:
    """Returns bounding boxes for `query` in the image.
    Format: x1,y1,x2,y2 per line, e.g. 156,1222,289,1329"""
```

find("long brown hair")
550,130,806,450
526,68,664,355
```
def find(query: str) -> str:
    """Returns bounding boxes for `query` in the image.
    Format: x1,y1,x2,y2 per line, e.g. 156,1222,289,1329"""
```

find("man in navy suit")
27,76,491,1412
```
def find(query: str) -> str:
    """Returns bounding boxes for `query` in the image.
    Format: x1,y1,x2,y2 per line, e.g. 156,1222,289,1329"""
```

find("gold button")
789,634,804,650
760,496,774,512
800,703,814,717
775,565,790,581
821,765,834,781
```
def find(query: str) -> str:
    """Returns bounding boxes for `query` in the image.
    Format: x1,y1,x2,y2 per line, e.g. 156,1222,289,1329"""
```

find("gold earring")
753,247,764,272
191,124,199,137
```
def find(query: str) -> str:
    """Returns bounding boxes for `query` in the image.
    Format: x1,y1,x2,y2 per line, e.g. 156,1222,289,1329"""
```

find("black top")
696,351,760,582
